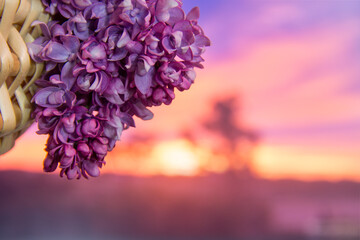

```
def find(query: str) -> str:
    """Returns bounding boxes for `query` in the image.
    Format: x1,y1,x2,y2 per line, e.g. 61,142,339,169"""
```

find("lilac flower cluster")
28,0,210,179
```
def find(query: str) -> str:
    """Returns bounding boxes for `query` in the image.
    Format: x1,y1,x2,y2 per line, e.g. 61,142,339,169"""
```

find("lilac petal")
81,118,100,137
177,48,193,61
103,125,120,141
85,44,106,60
92,71,109,93
136,0,148,8
49,74,62,85
45,62,57,72
85,61,98,73
185,68,196,80
27,42,44,62
162,36,176,54
156,0,179,22
56,126,69,144
48,91,66,105
33,87,64,107
45,42,71,62
73,64,86,77
91,138,108,155
102,25,118,47
186,7,200,21
195,35,211,47
61,62,76,90
71,12,87,23
31,21,51,39
153,88,166,104
104,93,124,105
66,167,78,180
164,87,175,102
117,29,131,48
120,113,135,128
113,77,125,93
58,4,76,18
83,160,100,177
42,107,65,117
51,24,66,37
119,0,132,9
132,101,154,120
126,41,144,54
104,78,125,104
61,35,80,53
77,142,91,157
156,11,170,23
173,20,193,32
166,7,185,25
194,34,211,47
77,74,92,91
137,56,154,75
75,27,90,41
96,17,108,32
135,67,154,95
125,53,138,70
190,35,211,57
90,3,107,19
60,157,73,168
94,60,108,71
44,155,58,172
62,114,76,133
60,145,76,167
64,91,76,107
71,0,92,9
109,47,127,61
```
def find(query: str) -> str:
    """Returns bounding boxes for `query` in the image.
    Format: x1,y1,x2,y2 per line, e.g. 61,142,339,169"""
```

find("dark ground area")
0,171,358,240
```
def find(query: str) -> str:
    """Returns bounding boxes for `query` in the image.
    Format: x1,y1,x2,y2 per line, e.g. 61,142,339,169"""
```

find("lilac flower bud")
101,25,130,50
81,37,107,62
80,118,101,138
90,137,109,156
83,160,100,177
54,114,77,144
59,144,76,168
75,69,110,94
79,37,108,71
77,141,91,158
33,85,76,108
44,154,58,172
71,0,92,10
152,86,175,105
64,166,80,179
178,68,196,91
62,113,76,133
157,61,184,86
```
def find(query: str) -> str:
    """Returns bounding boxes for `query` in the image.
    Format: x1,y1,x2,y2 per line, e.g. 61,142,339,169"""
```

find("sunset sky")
1,0,360,181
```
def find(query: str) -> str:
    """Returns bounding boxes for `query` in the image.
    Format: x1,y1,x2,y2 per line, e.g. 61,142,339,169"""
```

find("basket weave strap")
0,0,47,155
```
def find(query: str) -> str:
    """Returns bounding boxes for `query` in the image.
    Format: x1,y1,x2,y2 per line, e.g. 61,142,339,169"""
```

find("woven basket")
0,0,49,155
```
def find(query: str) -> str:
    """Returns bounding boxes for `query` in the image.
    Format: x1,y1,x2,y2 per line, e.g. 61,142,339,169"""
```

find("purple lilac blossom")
29,0,210,179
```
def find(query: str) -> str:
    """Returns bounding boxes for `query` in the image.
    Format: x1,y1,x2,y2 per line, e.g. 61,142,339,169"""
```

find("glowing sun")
151,139,200,176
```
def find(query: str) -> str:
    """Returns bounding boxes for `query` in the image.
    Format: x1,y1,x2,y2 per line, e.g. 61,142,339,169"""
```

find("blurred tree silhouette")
203,96,260,175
